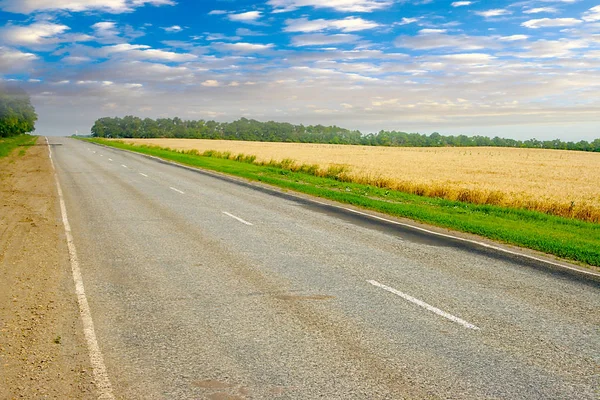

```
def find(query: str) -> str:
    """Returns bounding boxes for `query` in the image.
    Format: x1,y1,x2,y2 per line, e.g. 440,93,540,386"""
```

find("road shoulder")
0,137,95,398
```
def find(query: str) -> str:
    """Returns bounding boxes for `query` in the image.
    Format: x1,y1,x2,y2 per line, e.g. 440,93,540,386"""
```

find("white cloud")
100,43,197,61
236,28,265,36
201,80,219,87
91,21,122,43
0,46,37,71
160,40,205,51
582,5,600,22
136,48,196,61
284,17,380,33
290,65,379,82
213,42,274,52
372,98,398,106
513,38,588,58
268,0,393,13
128,0,174,7
205,33,241,41
102,43,150,53
92,21,116,32
228,11,263,23
395,29,495,50
522,18,582,29
475,9,511,18
62,55,92,63
523,7,557,14
419,29,446,34
208,10,228,15
162,25,183,33
0,0,176,14
440,53,496,64
451,1,471,7
291,33,360,46
499,34,529,41
93,21,118,36
395,17,419,26
1,22,69,45
89,60,195,84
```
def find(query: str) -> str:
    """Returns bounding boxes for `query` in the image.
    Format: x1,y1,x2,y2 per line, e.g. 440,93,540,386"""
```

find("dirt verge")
0,138,95,399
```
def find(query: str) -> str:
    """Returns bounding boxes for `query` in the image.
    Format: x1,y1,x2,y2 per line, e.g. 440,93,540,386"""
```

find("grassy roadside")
0,135,38,158
84,138,600,267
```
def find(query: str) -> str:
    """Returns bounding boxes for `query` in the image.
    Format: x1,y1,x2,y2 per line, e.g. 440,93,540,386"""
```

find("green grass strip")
84,138,600,267
0,135,37,158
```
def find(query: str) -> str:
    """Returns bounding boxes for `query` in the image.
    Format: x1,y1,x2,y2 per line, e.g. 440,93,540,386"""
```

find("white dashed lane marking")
368,280,480,330
222,212,253,226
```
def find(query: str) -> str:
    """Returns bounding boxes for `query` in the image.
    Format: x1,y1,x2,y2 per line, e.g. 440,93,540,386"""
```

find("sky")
0,0,599,140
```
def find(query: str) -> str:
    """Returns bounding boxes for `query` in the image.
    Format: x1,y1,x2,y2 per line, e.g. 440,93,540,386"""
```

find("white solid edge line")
169,186,185,194
368,280,480,330
139,172,148,177
46,138,115,400
308,200,599,278
222,211,253,226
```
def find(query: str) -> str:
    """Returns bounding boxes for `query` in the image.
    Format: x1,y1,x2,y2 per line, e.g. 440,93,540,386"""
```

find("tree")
88,115,600,153
0,86,37,137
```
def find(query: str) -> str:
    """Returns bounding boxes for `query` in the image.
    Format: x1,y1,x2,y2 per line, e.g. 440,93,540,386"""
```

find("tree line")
0,86,37,138
91,116,600,152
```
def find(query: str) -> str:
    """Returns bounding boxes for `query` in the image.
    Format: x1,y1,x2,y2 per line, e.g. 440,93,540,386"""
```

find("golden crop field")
123,139,600,222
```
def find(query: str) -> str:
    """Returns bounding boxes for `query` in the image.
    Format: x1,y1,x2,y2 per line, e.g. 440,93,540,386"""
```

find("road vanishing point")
48,137,599,399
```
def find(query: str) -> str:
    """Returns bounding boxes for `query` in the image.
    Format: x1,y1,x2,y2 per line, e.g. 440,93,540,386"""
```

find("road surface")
49,137,600,399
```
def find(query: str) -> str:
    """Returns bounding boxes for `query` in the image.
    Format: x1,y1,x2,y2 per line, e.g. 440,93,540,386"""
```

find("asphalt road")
49,137,600,399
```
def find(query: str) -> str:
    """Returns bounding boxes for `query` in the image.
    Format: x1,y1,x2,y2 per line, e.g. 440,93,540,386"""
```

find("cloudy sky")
0,0,599,139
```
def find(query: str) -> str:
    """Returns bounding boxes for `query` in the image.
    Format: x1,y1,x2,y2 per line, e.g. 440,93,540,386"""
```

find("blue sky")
0,0,599,139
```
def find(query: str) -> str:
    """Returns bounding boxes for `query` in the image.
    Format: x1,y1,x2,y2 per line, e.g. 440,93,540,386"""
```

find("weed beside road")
85,138,600,268
0,134,37,158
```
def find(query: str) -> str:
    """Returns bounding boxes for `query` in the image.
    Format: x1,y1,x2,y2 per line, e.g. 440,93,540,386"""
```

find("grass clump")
0,135,37,158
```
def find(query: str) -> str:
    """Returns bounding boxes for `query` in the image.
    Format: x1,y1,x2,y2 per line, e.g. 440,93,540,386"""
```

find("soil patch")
0,137,96,398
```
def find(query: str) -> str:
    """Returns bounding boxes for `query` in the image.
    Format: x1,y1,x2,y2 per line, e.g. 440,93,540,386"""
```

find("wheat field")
123,139,600,222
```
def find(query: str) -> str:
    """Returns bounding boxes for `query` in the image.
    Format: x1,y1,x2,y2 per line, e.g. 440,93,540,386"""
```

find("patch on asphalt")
191,379,249,399
273,294,334,301
192,379,233,389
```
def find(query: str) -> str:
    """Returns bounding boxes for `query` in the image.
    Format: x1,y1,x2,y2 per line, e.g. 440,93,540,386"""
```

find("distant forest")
91,116,600,152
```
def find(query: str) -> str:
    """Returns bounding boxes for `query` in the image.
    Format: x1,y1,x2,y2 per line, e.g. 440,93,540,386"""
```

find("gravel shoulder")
0,138,95,399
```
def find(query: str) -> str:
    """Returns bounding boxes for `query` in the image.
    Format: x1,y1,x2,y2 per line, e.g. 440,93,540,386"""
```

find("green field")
85,138,600,268
0,135,37,158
